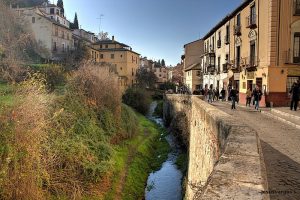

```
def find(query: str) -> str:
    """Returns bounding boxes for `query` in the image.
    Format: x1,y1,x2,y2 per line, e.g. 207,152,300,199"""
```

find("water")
145,101,183,200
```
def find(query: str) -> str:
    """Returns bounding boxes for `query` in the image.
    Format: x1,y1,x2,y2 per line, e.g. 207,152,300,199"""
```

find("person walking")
215,88,220,101
246,88,252,107
221,88,226,101
253,86,262,111
204,84,209,101
289,82,299,111
229,86,237,110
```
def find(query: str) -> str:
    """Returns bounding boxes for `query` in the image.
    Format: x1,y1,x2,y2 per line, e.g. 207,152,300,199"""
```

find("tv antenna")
97,14,104,34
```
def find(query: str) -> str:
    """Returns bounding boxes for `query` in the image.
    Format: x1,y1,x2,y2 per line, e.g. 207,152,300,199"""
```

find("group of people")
289,80,300,111
192,80,300,111
226,85,262,110
200,84,227,103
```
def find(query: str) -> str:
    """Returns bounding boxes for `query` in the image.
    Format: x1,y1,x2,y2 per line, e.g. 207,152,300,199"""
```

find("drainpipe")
277,0,281,66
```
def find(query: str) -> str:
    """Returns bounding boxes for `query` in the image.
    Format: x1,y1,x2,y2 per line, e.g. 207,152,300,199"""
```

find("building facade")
183,39,204,92
13,3,74,60
92,36,140,91
200,0,300,106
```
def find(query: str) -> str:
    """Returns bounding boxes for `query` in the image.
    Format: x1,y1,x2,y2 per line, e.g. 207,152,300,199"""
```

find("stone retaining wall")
164,94,265,200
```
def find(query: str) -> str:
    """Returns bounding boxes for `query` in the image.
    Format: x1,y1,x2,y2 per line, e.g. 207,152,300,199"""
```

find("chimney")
112,36,115,42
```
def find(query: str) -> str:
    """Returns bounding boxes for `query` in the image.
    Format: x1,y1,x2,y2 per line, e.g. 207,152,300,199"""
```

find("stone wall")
164,94,265,200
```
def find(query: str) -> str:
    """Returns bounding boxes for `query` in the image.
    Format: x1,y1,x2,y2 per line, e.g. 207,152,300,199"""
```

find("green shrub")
154,101,163,118
122,88,151,115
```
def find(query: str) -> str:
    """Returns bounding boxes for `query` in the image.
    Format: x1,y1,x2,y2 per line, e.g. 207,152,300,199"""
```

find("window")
120,54,123,58
62,43,65,52
237,13,241,26
62,31,64,39
105,45,108,48
250,4,256,25
225,54,229,61
56,9,59,15
225,25,230,44
100,54,104,59
53,42,57,51
250,41,256,66
295,0,300,15
100,45,103,48
196,71,201,76
293,33,300,63
50,8,55,14
32,17,35,23
236,46,241,67
287,76,300,93
55,27,58,36
217,56,221,72
111,54,115,59
212,36,215,50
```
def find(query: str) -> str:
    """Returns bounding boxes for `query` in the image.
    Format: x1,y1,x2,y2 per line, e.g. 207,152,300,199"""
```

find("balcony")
246,14,257,29
234,25,241,36
222,63,229,73
217,40,221,48
294,2,300,15
224,35,230,45
244,56,258,71
283,50,300,64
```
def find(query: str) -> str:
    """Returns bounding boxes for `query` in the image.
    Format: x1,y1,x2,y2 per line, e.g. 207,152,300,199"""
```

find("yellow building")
91,36,140,91
201,0,300,106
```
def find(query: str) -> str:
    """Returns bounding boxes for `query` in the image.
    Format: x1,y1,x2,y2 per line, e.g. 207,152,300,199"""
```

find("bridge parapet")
164,94,265,200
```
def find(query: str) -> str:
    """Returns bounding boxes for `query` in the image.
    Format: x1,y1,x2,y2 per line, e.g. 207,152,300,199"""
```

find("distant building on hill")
12,2,74,60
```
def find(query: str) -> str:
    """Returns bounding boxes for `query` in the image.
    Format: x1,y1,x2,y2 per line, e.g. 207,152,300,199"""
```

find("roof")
36,8,72,31
184,39,203,48
202,0,253,40
184,63,201,71
94,48,140,55
93,40,129,48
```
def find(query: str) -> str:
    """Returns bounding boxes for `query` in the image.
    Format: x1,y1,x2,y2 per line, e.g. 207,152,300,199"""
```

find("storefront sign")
247,71,255,79
288,69,300,76
234,73,240,80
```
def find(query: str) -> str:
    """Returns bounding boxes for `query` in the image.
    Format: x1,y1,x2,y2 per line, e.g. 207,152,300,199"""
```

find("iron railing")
233,25,241,36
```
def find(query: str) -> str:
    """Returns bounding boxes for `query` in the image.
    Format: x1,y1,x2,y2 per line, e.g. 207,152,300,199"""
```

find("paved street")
212,101,300,200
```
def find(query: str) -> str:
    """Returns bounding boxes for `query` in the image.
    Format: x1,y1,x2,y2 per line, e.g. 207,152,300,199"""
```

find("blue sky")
62,0,243,66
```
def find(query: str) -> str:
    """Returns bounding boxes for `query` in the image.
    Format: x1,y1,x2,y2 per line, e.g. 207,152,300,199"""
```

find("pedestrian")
204,84,209,101
229,86,237,109
215,88,220,101
289,82,299,111
253,86,262,111
246,88,252,107
208,84,213,103
221,88,226,101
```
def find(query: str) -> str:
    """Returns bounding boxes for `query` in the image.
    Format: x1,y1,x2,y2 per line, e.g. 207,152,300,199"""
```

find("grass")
0,83,15,113
103,112,170,200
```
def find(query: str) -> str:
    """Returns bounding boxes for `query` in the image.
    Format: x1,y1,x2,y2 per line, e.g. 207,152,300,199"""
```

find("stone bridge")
163,94,265,200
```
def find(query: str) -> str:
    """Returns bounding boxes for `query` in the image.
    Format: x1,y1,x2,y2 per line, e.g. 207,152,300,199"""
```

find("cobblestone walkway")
212,101,300,200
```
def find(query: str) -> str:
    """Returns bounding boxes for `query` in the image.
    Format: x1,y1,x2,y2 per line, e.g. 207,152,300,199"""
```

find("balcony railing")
224,35,230,45
246,14,257,29
222,63,228,73
217,40,221,48
283,50,300,64
244,56,258,69
234,25,241,36
294,1,300,15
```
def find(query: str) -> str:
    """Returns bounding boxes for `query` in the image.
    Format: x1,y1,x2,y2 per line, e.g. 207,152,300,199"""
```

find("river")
145,101,183,200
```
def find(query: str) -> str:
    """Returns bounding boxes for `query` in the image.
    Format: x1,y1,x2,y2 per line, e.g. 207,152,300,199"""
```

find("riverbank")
101,112,170,200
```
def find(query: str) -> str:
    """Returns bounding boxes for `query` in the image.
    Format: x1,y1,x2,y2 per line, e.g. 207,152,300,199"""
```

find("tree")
136,67,157,89
57,0,64,16
161,59,166,66
98,31,109,40
70,12,79,29
158,59,161,66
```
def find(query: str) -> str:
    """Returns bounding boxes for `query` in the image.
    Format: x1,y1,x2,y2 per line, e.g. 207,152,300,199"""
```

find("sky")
61,0,243,66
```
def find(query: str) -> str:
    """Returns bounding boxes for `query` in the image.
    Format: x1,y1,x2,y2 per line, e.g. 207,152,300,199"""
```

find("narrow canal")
145,101,183,200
